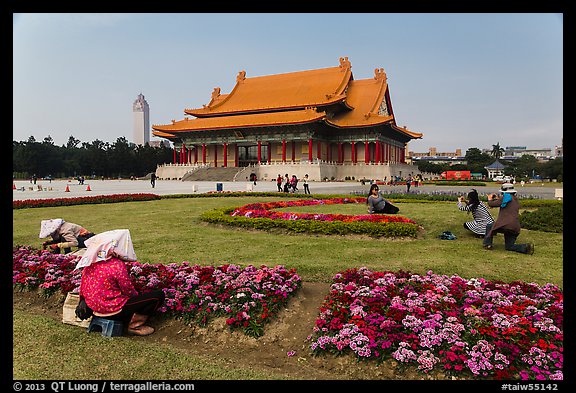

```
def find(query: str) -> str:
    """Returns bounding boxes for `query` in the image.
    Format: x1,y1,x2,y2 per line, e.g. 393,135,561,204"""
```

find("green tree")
491,143,505,159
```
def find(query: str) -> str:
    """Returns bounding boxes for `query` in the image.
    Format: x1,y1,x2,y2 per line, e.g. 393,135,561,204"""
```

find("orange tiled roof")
327,68,422,138
151,130,177,138
152,107,326,133
186,57,353,116
391,124,423,139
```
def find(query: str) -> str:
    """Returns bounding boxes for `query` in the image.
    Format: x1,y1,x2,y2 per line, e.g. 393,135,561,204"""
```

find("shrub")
520,204,563,233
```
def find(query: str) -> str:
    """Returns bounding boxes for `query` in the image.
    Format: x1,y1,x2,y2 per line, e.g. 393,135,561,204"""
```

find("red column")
235,144,239,167
223,143,227,167
214,145,218,167
308,138,313,161
180,145,184,163
257,140,261,163
173,147,176,164
386,144,390,163
365,142,370,164
202,144,206,164
375,140,381,163
317,140,321,160
351,141,356,163
268,143,271,164
282,140,286,162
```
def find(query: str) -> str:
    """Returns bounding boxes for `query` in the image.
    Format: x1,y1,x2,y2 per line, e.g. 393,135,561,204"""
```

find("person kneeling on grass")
457,189,494,238
75,229,165,336
366,184,399,214
482,183,534,254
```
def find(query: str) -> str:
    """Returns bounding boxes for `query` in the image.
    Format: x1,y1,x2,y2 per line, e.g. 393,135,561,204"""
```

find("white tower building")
133,93,150,145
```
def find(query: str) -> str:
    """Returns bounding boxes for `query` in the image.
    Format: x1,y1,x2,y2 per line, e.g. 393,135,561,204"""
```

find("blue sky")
13,13,563,153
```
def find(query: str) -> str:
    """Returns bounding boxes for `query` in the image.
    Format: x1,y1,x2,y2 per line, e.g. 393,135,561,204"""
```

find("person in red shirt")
77,229,164,336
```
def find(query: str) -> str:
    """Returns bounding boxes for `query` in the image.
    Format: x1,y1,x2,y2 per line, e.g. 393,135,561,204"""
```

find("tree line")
415,145,563,182
13,135,173,180
13,136,562,182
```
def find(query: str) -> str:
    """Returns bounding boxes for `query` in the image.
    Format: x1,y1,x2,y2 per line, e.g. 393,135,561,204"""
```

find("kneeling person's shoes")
483,245,493,250
128,325,155,336
527,243,535,255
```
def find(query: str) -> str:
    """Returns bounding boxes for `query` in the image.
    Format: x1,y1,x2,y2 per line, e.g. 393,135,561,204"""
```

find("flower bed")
13,193,161,209
13,246,301,337
201,197,420,238
307,267,563,380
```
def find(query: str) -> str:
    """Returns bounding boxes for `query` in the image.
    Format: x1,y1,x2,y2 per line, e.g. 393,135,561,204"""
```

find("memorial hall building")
152,57,424,181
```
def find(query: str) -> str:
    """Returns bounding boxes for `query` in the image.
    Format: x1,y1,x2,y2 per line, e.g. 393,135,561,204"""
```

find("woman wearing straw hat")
483,183,534,254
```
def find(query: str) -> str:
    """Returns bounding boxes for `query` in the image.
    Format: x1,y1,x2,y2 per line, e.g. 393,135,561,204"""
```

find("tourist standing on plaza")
406,174,412,193
40,218,96,254
290,175,298,192
283,174,290,193
483,183,534,254
303,174,310,194
457,189,494,237
276,174,283,192
76,229,165,336
150,172,157,188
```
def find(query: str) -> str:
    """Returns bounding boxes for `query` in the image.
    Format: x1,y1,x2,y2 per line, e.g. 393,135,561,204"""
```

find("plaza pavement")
12,178,560,201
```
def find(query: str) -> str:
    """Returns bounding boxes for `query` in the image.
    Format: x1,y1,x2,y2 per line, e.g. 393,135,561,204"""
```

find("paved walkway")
12,179,560,201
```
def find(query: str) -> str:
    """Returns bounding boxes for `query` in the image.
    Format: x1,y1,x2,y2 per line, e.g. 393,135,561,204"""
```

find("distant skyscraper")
133,93,150,145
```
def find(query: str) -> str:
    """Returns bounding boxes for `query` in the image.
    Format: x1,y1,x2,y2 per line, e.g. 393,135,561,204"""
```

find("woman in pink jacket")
77,229,164,336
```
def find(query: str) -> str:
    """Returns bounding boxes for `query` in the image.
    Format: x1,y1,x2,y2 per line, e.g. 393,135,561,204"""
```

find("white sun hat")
39,219,64,238
75,229,137,270
500,183,517,194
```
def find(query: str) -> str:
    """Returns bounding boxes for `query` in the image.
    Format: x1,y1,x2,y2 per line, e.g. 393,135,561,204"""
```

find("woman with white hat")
483,183,534,254
76,229,165,336
39,219,95,254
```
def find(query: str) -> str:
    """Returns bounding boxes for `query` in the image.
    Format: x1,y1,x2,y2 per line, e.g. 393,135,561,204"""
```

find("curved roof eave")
184,95,346,118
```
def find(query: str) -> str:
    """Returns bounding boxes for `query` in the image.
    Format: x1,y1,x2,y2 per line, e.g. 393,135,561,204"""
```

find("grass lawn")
12,195,563,380
12,196,563,287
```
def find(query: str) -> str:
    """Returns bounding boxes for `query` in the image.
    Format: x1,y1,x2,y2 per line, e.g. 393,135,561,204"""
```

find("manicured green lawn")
12,196,563,287
12,195,563,380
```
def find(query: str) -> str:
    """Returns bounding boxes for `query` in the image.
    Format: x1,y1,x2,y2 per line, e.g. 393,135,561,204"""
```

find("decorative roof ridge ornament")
236,70,246,82
211,87,221,100
374,68,387,81
339,56,351,70
171,119,176,124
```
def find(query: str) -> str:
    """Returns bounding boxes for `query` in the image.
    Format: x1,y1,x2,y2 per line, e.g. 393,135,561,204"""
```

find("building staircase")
182,167,251,182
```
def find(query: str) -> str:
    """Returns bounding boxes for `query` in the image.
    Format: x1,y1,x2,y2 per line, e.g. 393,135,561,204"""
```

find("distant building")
407,147,465,165
133,93,150,146
504,146,553,160
149,140,171,148
408,147,462,158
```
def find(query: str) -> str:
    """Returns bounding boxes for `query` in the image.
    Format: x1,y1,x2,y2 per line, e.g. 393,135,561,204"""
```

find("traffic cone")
86,184,91,191
65,185,70,192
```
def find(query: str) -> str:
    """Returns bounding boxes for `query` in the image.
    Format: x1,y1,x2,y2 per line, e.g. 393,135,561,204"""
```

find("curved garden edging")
201,197,420,238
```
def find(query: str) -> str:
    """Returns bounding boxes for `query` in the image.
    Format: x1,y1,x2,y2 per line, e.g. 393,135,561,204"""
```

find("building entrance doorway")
238,145,268,167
